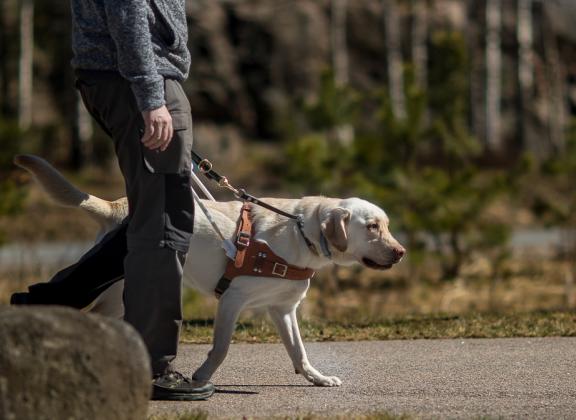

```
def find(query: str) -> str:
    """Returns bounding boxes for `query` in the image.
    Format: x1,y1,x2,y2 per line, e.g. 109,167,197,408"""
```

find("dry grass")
300,252,576,319
179,311,576,344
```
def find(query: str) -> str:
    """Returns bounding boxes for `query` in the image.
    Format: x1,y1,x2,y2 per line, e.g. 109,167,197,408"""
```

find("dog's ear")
321,207,351,252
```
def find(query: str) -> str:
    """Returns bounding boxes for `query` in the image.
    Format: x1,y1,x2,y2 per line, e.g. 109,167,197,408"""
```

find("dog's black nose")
393,247,406,260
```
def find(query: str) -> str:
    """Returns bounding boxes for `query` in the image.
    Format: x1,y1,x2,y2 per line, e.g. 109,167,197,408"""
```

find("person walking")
10,0,213,401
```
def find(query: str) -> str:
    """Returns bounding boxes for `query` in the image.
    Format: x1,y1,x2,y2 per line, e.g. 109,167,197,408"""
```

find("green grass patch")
180,311,576,344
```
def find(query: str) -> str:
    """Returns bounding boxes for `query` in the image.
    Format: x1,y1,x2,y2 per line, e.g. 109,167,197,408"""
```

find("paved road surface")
148,338,576,419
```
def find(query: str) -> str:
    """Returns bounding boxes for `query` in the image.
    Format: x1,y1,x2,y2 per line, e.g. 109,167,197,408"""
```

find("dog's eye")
366,223,379,231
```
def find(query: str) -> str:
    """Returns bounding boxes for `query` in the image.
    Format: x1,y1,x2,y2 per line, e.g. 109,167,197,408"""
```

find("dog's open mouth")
362,257,393,270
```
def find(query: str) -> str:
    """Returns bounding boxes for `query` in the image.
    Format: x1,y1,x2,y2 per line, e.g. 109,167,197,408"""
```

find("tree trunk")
467,0,485,145
516,0,534,154
0,2,7,115
565,264,575,310
542,4,567,154
383,0,406,120
1,0,17,117
330,0,353,145
331,0,349,87
411,0,428,91
18,0,33,130
485,0,502,152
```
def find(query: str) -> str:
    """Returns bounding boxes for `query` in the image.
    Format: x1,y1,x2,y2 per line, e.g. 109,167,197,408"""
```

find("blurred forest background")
0,0,575,321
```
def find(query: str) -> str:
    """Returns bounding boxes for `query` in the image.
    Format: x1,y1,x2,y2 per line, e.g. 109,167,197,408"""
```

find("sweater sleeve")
103,0,165,112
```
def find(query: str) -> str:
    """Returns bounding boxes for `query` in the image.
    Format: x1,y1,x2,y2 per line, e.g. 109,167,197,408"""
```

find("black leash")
191,151,321,256
192,151,225,183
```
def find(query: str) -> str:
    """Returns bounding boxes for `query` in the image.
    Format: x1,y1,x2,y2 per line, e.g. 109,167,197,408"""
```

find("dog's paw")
312,375,342,387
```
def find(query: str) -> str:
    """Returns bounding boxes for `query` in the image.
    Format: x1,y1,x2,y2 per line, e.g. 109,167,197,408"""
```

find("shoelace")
154,371,192,384
168,371,195,385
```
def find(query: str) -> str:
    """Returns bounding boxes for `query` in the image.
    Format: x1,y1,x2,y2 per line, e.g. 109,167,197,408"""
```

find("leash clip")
218,176,242,197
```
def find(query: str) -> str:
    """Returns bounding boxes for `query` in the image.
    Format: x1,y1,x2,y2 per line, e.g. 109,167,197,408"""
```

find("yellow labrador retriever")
15,155,405,387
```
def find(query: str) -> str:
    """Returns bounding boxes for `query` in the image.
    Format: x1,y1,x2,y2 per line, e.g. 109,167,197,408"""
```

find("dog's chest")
232,276,310,309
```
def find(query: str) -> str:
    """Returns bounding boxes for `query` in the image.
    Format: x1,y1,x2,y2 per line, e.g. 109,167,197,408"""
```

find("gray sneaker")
151,371,214,401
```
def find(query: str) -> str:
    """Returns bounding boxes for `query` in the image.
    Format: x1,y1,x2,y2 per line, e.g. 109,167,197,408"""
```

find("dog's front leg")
268,305,342,387
192,290,246,383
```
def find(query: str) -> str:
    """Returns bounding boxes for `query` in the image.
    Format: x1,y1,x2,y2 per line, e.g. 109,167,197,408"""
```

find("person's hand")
141,105,173,151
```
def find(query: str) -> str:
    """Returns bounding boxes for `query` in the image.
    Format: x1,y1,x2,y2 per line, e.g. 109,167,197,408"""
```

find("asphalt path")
148,338,576,419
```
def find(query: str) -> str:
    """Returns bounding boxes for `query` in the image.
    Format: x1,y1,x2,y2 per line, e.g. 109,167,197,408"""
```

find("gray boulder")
0,306,151,420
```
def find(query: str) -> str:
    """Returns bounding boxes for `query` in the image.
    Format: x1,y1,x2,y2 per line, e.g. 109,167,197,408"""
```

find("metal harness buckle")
237,232,250,248
272,262,288,277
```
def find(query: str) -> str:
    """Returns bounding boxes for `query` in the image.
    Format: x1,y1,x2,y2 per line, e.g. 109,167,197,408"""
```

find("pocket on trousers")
142,112,193,175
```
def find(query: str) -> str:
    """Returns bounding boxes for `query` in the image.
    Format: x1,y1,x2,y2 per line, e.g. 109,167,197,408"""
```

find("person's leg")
11,222,128,308
80,74,210,398
12,73,208,398
10,76,129,309
75,74,194,376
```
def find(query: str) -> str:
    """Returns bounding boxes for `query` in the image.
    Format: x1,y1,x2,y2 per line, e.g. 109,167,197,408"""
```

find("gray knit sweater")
70,0,190,111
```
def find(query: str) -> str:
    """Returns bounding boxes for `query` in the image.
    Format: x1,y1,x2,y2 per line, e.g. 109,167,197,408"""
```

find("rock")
0,306,151,420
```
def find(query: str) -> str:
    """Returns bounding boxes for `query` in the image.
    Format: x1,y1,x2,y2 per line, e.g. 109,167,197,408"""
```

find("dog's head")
319,198,405,270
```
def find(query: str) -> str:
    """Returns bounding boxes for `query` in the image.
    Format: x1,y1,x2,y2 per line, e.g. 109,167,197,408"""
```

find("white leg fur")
268,305,342,387
192,289,247,382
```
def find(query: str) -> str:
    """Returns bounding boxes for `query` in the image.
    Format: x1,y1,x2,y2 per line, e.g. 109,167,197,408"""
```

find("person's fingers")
161,120,171,144
140,110,173,151
143,137,160,150
143,121,165,150
160,125,174,151
150,119,173,152
144,136,163,150
159,138,172,152
140,122,155,145
154,122,167,146
167,124,174,144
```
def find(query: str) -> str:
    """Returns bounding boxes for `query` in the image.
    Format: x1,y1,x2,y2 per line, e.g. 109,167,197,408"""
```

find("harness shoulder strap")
234,203,252,268
214,205,315,299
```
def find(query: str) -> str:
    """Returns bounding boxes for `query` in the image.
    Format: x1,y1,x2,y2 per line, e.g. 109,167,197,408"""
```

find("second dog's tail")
14,154,128,228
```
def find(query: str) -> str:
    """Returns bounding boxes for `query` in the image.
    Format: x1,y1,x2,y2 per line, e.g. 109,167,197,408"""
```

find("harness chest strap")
215,204,315,298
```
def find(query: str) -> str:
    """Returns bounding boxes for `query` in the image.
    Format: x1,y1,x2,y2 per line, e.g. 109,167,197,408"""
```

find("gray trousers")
75,70,194,376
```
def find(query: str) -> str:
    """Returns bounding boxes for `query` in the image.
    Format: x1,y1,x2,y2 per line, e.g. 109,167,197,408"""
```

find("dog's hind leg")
268,305,342,387
192,290,246,383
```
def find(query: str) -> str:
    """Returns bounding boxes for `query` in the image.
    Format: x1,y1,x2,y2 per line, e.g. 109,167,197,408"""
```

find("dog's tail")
14,154,128,228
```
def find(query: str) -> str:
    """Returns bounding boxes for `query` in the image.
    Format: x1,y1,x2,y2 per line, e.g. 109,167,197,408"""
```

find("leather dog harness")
214,203,315,298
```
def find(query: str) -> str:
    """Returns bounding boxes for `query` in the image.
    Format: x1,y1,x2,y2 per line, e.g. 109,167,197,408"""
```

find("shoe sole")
151,388,215,401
